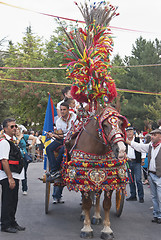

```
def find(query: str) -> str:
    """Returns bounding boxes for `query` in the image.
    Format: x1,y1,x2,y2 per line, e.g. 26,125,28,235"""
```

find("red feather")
71,86,88,103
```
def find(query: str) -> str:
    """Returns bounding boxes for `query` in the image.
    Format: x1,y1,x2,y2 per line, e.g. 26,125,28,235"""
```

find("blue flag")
42,93,58,170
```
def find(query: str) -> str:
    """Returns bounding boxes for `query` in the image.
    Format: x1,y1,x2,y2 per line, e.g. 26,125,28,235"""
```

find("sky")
0,0,161,58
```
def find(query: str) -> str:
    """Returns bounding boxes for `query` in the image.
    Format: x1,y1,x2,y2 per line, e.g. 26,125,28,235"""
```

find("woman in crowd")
16,126,36,195
36,132,44,161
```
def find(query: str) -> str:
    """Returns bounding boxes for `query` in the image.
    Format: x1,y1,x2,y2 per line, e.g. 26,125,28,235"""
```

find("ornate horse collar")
98,107,128,145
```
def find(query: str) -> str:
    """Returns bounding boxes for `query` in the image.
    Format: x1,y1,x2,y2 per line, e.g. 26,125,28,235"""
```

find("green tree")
0,37,6,66
114,37,161,130
0,27,49,129
0,25,73,129
111,54,129,112
0,38,11,123
144,96,161,125
43,23,72,104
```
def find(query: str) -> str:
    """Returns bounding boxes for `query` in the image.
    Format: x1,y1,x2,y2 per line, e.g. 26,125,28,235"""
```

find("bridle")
98,107,128,145
81,107,128,146
67,107,128,154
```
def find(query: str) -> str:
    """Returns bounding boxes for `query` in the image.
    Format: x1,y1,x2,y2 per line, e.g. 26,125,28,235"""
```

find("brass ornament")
88,169,107,186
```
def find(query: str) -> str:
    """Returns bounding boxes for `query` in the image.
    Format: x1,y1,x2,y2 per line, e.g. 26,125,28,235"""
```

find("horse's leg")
91,191,97,205
91,192,102,225
80,192,85,221
80,192,93,238
101,190,114,240
80,209,85,222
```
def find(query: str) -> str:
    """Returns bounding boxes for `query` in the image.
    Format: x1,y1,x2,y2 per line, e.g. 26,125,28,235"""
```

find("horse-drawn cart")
42,105,128,239
41,1,130,238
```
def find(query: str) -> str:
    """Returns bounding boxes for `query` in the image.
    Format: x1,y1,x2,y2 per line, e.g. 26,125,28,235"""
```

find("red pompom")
107,82,117,102
71,86,88,103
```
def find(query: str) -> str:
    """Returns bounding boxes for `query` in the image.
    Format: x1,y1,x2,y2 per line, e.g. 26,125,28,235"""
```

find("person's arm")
0,139,15,189
16,133,24,145
56,101,61,117
126,139,150,153
28,135,36,150
47,130,63,140
141,158,145,166
1,159,15,189
54,129,64,139
55,119,64,139
126,139,131,145
57,109,61,117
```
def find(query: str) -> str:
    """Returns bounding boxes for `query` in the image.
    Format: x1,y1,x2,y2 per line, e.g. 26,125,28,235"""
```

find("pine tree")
113,37,161,130
0,27,49,129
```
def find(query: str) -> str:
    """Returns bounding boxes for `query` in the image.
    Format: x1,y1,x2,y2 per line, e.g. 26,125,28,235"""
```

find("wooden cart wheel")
115,189,125,217
45,180,51,214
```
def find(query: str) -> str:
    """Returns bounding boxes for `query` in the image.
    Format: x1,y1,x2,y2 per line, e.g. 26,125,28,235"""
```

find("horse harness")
65,107,128,155
98,107,128,145
82,107,128,146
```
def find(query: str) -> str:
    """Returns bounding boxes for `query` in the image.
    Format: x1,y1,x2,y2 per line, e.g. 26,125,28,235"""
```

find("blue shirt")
18,134,29,157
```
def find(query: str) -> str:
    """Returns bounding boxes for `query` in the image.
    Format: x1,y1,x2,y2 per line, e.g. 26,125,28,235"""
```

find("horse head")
98,106,128,160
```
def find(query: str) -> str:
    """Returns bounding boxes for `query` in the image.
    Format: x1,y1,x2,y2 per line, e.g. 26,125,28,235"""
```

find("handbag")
23,152,33,163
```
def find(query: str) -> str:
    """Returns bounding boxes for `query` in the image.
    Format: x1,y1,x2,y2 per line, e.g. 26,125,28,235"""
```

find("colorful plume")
60,1,119,109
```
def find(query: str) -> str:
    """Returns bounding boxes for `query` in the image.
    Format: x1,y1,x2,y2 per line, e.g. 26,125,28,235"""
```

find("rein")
74,108,126,147
69,127,84,154
82,123,106,145
99,107,128,145
68,117,106,156
67,107,128,155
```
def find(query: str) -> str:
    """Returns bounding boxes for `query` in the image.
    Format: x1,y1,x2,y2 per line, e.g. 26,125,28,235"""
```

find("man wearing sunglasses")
0,118,25,233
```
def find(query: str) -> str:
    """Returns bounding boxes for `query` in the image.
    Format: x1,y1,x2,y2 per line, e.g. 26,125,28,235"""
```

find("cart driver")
46,102,77,181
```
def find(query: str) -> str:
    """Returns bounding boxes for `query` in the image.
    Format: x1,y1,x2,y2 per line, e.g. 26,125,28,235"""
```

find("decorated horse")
45,1,129,239
61,105,128,239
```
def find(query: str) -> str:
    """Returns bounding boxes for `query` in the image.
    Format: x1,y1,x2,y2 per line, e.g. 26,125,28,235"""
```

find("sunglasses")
10,124,18,129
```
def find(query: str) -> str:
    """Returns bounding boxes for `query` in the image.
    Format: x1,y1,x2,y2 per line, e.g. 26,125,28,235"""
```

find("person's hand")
17,133,23,140
20,133,23,139
28,144,33,150
141,159,145,166
8,177,16,189
47,132,53,138
126,139,131,145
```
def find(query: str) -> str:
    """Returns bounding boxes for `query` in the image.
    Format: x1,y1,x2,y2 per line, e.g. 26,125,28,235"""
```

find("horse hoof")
80,231,93,239
91,217,102,225
100,232,114,240
80,215,85,222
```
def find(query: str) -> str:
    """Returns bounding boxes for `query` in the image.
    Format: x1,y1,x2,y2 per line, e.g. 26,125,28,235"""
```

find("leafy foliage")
0,26,69,129
112,37,161,130
144,96,161,124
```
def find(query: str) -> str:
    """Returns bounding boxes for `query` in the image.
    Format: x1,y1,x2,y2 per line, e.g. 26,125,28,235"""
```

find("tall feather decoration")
59,1,119,109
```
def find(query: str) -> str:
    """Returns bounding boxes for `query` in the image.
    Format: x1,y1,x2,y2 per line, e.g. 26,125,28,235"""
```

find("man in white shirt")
126,126,146,203
126,128,161,223
0,118,25,233
46,102,77,180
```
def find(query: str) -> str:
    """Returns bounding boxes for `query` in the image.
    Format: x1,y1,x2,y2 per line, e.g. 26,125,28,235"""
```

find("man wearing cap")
126,128,161,224
126,126,146,203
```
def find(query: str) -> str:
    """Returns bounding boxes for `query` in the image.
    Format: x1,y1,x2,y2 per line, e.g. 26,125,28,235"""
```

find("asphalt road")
0,161,160,240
